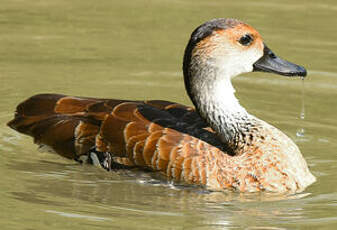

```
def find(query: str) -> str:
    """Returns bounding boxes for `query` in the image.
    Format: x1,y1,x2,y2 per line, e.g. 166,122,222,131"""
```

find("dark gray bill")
253,45,307,77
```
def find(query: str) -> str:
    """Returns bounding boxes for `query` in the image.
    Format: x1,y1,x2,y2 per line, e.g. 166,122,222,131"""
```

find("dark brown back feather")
8,93,227,184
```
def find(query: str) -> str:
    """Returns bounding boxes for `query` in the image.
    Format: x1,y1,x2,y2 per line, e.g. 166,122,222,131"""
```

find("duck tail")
7,93,100,159
7,93,65,133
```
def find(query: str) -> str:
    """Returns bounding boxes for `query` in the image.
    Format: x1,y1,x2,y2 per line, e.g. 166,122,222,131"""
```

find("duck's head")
183,18,307,94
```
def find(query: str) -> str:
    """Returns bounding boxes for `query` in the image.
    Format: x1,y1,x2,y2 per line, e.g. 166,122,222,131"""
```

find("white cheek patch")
217,45,263,77
241,46,264,72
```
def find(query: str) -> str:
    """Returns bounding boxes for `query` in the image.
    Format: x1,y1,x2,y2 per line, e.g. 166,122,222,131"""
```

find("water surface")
1,0,336,229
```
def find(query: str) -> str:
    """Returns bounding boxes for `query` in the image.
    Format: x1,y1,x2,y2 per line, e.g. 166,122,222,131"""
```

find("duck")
7,18,316,193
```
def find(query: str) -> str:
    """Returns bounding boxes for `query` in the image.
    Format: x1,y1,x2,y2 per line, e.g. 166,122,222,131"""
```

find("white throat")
211,77,247,114
189,66,255,147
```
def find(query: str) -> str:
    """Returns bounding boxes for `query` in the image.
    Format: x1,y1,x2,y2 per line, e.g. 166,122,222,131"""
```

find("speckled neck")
184,60,259,152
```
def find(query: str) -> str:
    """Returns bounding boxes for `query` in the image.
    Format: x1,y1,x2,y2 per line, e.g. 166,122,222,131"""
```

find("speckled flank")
7,18,316,193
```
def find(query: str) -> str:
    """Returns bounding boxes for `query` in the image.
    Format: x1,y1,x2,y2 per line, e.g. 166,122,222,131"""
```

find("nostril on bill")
269,51,276,59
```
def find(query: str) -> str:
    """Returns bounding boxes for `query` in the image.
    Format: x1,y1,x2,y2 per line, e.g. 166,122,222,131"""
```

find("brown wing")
8,93,226,184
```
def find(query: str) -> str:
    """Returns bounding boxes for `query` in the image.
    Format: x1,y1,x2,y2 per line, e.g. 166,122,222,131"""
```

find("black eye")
238,34,253,46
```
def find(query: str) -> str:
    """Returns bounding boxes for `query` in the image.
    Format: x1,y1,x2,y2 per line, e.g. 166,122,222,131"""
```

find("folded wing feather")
8,94,224,184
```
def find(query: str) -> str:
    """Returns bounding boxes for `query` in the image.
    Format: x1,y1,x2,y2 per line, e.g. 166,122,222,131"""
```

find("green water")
1,0,336,229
